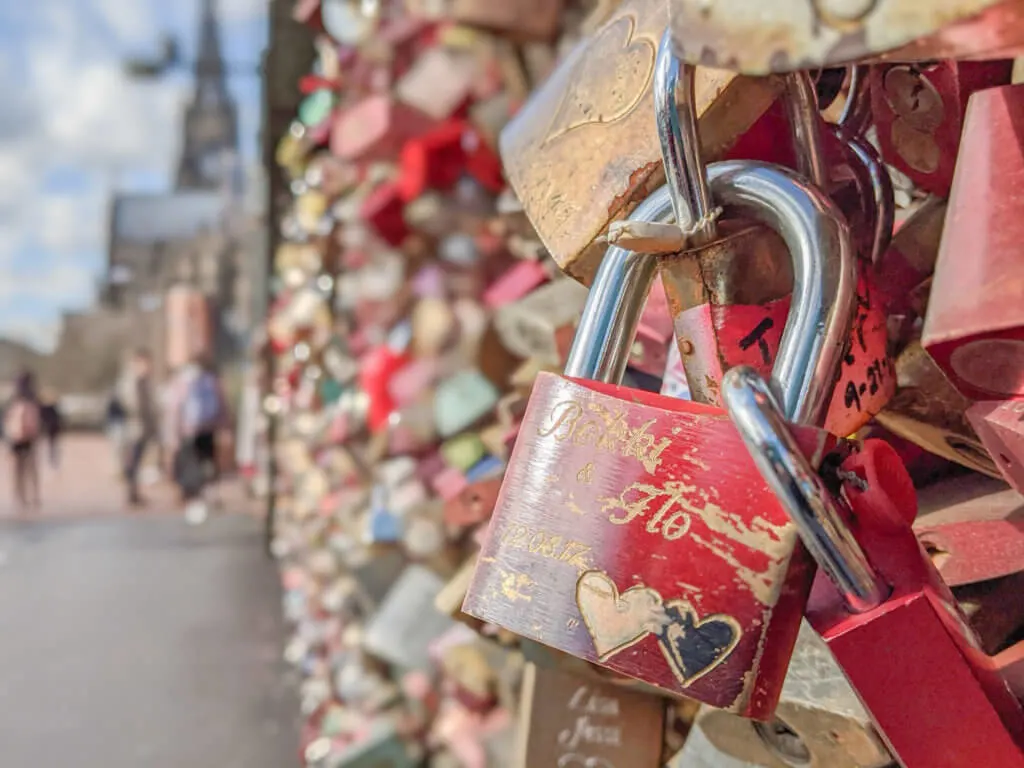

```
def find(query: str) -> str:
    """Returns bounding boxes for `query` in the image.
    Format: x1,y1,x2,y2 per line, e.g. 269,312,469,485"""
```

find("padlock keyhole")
753,718,812,766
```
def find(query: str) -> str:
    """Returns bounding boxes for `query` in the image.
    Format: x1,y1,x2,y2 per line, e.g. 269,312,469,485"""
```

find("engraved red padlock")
655,56,891,436
870,59,1012,198
924,82,1024,401
464,147,857,718
723,368,1024,766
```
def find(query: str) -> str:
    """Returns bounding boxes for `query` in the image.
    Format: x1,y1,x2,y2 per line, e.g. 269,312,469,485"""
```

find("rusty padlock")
724,367,1024,767
499,0,782,285
464,154,856,718
652,42,891,435
924,82,1024,401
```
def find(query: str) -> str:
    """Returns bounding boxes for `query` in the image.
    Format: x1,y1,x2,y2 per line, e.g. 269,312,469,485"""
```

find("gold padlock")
499,0,782,284
666,0,1024,75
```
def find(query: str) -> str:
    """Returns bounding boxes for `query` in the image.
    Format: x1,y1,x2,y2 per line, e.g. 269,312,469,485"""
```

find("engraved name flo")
536,398,671,473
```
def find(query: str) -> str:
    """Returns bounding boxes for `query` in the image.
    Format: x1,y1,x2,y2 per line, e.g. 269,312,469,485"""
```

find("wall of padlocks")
263,1,1024,766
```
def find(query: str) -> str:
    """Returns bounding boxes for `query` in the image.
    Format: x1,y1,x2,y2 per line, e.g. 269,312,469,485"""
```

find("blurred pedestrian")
105,392,127,476
39,389,63,470
118,349,158,508
166,354,228,525
5,370,42,510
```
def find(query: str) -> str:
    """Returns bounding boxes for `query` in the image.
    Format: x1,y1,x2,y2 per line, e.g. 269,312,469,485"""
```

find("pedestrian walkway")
0,478,296,766
0,433,251,519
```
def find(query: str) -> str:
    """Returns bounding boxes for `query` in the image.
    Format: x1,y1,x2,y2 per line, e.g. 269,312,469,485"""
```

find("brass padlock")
666,0,1024,75
499,0,782,284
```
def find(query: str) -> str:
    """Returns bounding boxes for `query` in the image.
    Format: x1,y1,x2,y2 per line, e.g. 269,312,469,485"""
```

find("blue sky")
0,0,267,351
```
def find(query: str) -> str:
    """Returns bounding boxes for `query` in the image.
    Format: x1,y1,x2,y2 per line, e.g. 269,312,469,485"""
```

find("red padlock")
967,399,1024,495
465,154,856,719
656,61,892,437
330,94,435,162
924,82,1024,401
359,181,409,246
724,368,1024,766
870,59,1012,198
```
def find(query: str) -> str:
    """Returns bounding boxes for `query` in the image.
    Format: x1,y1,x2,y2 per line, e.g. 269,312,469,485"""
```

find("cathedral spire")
195,0,226,99
176,0,239,191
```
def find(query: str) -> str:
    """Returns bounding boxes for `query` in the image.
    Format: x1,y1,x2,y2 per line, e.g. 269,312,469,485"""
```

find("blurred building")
44,0,261,395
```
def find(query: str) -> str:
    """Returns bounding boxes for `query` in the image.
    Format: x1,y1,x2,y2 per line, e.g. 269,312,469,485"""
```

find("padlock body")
464,372,835,718
877,342,1001,477
967,400,1024,494
870,60,1012,197
499,0,781,285
924,82,1024,400
661,224,892,435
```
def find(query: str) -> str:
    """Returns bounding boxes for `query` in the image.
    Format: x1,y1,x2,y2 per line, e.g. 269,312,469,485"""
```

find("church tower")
176,0,239,191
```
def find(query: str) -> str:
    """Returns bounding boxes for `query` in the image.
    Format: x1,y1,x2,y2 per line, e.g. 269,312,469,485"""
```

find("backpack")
5,399,41,444
180,372,222,438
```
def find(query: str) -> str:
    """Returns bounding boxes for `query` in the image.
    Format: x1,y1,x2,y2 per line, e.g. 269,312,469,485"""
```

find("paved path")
0,441,296,767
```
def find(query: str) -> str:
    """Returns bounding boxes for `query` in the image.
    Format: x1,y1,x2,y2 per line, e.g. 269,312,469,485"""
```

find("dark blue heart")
655,602,739,685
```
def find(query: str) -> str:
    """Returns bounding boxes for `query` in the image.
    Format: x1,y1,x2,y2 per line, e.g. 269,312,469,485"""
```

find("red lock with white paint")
465,156,856,718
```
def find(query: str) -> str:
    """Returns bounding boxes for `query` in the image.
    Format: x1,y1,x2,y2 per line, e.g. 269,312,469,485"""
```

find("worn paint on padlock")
870,60,1012,198
464,373,835,717
666,0,1022,75
924,83,1024,401
663,227,891,436
500,0,781,285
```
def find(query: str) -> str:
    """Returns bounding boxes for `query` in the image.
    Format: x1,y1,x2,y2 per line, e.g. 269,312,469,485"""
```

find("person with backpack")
5,370,42,510
118,349,158,508
165,354,228,525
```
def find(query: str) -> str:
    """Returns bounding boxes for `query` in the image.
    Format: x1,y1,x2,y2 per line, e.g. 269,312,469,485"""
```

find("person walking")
118,349,158,508
38,390,63,470
166,355,228,525
5,371,42,510
105,393,127,477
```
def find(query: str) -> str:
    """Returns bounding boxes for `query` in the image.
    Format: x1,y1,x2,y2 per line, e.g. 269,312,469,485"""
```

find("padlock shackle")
722,365,891,614
655,31,717,247
568,160,856,427
563,195,662,383
838,65,872,136
784,72,829,191
838,130,896,266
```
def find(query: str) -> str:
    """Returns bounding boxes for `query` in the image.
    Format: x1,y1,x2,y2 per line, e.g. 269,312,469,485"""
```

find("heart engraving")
543,11,658,145
575,571,666,660
655,601,741,687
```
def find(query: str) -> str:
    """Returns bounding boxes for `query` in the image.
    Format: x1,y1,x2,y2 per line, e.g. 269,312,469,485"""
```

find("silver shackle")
566,159,856,427
644,33,856,425
723,367,891,613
